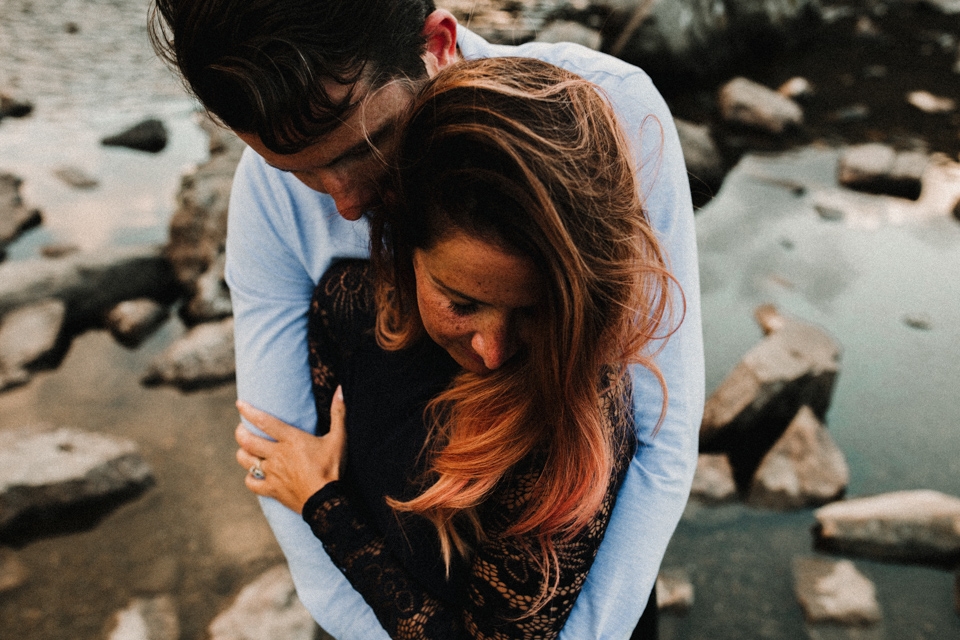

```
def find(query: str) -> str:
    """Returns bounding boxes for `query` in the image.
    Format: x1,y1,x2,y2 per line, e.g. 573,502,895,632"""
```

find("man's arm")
225,148,390,640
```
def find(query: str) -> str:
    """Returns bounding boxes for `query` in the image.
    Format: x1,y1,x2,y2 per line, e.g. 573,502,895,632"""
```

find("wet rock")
0,172,42,254
700,311,841,488
907,90,956,114
0,548,28,593
814,490,960,566
105,298,170,348
107,596,179,640
675,118,725,188
747,406,849,510
207,565,317,640
0,93,34,119
657,568,694,614
690,453,737,504
101,118,168,153
778,76,814,101
793,557,881,626
143,317,234,390
0,425,154,533
718,77,803,134
53,165,98,189
0,299,66,391
0,244,179,329
534,20,601,49
166,119,244,323
837,144,928,197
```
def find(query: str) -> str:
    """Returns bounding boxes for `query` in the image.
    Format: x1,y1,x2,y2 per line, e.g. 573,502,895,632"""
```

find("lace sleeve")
302,375,637,640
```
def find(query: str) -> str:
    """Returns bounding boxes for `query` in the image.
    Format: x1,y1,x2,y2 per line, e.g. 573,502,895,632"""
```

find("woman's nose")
471,316,520,371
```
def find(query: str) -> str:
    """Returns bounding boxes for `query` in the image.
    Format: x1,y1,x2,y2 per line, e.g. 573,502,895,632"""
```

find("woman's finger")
236,400,298,441
328,385,346,437
234,422,274,459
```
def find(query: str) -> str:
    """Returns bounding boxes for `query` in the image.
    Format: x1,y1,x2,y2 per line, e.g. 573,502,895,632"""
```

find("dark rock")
690,453,737,504
747,406,849,510
0,173,42,254
107,596,179,640
656,568,694,614
64,21,80,34
0,93,34,119
0,425,154,535
142,317,234,390
793,557,881,626
837,144,927,199
902,313,932,331
700,310,841,489
0,548,28,593
718,77,803,134
207,565,317,640
101,118,168,153
814,490,960,567
105,298,170,348
0,299,66,391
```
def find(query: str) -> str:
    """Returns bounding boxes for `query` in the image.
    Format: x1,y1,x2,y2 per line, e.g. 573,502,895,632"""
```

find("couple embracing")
151,2,704,638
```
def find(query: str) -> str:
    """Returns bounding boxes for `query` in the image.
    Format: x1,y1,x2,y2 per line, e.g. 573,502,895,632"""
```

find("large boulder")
0,173,42,258
208,565,317,640
792,557,881,626
142,317,235,390
0,244,180,328
718,77,804,134
0,426,154,536
814,490,960,567
106,596,180,640
0,299,66,391
747,406,849,510
690,453,738,504
700,311,841,488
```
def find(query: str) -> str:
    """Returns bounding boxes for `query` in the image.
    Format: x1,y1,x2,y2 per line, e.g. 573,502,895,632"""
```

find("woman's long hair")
369,57,677,605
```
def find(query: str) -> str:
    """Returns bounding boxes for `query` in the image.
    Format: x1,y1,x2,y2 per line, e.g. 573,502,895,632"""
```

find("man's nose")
293,170,366,221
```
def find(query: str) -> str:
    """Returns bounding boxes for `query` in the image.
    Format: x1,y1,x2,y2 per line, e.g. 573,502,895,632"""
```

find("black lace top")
302,260,637,640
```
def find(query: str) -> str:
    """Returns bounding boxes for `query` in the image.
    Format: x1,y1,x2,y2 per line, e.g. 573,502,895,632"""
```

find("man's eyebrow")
323,120,395,168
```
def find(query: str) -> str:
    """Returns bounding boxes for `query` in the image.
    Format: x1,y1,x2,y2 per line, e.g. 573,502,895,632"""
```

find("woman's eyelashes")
447,299,479,317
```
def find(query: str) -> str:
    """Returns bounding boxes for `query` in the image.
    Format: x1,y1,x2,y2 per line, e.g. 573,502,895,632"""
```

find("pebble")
53,165,99,189
907,90,956,114
718,77,804,134
102,118,169,153
107,596,179,640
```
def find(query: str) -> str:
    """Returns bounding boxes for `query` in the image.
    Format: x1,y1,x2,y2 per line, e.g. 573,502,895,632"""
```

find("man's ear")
421,9,458,77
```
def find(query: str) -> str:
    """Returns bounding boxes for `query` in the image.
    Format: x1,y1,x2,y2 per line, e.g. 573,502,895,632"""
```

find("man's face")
236,80,415,221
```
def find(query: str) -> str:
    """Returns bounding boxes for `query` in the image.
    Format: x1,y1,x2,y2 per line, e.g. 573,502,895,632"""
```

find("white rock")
814,490,960,565
0,299,66,391
656,568,694,614
106,298,170,348
142,317,234,390
907,90,956,114
107,596,179,640
208,565,317,640
534,20,602,50
0,425,154,531
920,0,960,14
793,557,881,626
718,77,803,134
690,453,737,504
52,166,98,189
748,406,849,510
778,76,814,100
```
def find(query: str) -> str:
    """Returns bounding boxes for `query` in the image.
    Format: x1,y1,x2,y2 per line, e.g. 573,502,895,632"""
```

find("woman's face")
412,230,543,375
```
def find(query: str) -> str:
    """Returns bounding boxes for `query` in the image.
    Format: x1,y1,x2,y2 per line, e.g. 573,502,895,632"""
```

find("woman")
236,57,676,639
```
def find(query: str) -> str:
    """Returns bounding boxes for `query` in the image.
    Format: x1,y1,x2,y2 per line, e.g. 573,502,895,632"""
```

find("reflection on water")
663,148,960,639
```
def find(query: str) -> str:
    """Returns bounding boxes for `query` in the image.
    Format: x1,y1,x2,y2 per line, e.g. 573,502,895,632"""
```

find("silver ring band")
249,459,265,480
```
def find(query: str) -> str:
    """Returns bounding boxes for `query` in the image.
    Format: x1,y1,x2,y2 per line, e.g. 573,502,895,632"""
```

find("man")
150,1,704,637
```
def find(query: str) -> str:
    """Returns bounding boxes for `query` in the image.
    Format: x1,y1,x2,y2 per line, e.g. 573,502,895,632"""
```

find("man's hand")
235,386,348,513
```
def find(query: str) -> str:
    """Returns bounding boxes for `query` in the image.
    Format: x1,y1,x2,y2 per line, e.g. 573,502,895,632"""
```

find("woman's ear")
421,9,458,77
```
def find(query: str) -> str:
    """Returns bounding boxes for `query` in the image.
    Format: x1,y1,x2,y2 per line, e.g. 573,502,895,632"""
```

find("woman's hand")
235,386,348,514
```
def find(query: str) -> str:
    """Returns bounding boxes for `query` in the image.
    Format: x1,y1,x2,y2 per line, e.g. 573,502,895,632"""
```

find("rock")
747,406,849,510
0,244,180,329
814,490,960,566
0,172,42,254
902,313,932,331
690,453,737,504
207,565,317,640
793,557,881,626
0,425,154,533
830,103,871,123
53,166,98,189
105,298,170,348
907,90,956,114
107,596,179,640
39,243,80,259
656,568,694,614
754,303,786,335
143,317,234,390
854,15,882,39
778,76,814,100
534,20,602,49
0,299,66,391
0,93,34,119
0,548,28,593
837,144,928,197
920,0,960,15
700,311,841,487
166,119,244,322
674,118,725,188
101,118,168,153
718,77,803,134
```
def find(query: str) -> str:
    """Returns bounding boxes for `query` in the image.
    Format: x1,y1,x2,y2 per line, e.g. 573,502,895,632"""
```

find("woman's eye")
447,300,478,317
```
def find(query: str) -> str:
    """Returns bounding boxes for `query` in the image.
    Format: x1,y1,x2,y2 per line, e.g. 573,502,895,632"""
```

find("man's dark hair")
150,0,436,153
